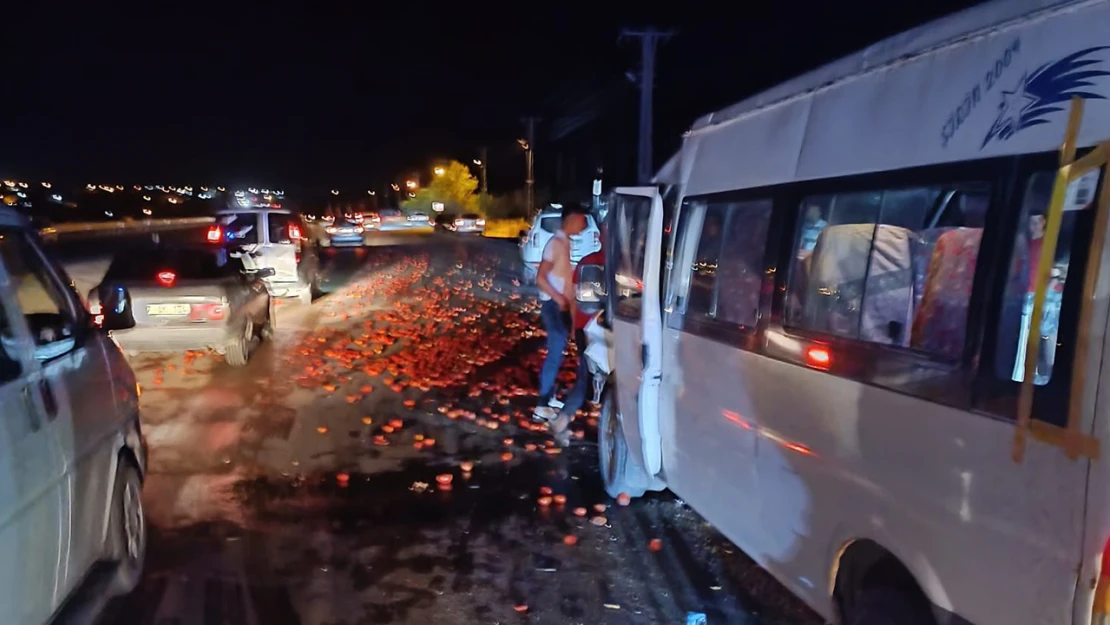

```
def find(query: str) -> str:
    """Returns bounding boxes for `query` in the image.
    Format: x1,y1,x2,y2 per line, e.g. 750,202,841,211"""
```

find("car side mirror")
255,267,276,278
97,284,136,332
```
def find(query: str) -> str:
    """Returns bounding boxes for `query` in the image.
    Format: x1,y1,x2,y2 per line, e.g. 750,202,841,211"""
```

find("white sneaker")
532,406,557,422
548,397,565,410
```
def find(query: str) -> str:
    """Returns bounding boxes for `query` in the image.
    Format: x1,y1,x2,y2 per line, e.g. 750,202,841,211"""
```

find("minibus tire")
599,389,656,499
846,586,933,625
107,459,145,596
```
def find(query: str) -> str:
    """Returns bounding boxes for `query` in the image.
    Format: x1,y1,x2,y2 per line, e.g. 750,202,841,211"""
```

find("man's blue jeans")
538,299,569,403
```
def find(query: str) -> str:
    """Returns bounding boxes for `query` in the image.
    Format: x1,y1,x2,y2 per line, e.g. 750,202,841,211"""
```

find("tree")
402,160,479,215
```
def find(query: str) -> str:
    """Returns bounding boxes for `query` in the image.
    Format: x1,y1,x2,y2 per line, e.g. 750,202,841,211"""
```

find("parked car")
377,208,409,230
520,206,601,284
210,208,319,303
320,219,365,248
0,205,146,625
89,246,275,366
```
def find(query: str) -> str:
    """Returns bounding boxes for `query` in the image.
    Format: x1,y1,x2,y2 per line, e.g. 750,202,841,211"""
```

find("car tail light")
189,303,225,321
805,346,831,370
476,218,486,226
89,302,104,327
156,271,176,287
295,249,301,264
288,223,302,240
206,225,222,243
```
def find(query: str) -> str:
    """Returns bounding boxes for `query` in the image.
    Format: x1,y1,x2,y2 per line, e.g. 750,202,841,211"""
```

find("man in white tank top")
533,202,590,422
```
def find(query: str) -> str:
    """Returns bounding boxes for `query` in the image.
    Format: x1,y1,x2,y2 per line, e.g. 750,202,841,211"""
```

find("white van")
520,206,601,284
597,2,1110,624
0,206,146,624
213,208,319,303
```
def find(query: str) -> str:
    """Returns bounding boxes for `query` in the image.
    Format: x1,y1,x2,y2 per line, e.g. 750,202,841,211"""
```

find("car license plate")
147,303,190,316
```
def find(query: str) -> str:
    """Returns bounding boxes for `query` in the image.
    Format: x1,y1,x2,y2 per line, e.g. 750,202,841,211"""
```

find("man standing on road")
533,202,589,423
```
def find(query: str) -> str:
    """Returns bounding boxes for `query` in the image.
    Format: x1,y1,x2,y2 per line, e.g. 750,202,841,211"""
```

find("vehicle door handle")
21,387,42,432
38,380,58,421
641,344,649,367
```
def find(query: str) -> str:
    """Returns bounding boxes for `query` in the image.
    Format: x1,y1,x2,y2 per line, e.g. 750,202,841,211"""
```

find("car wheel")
107,458,145,596
844,585,934,625
598,387,663,499
224,318,252,367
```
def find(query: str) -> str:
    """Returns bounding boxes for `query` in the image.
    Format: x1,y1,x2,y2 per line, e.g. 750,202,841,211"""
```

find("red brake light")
295,249,301,264
206,225,222,243
156,271,176,287
288,223,302,241
805,346,831,369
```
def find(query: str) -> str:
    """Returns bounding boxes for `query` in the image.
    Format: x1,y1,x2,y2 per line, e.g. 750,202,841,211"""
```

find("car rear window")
216,213,259,245
104,249,237,282
539,215,561,233
267,213,301,244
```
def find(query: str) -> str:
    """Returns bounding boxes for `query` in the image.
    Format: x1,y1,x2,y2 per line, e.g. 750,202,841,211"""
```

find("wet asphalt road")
83,231,820,625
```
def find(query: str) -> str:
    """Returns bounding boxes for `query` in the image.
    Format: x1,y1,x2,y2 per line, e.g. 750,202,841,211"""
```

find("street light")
473,159,482,166
433,166,445,176
330,189,339,195
405,180,417,189
367,190,376,195
391,183,400,191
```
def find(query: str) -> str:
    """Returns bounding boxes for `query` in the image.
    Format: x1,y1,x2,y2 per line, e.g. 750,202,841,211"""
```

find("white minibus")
595,1,1110,623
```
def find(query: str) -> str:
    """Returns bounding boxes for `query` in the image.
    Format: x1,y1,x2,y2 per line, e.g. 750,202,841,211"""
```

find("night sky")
3,1,980,194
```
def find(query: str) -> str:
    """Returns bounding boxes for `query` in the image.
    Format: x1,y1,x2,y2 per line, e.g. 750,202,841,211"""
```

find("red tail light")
805,346,831,370
288,223,302,241
156,271,177,287
189,303,225,321
89,302,104,327
206,225,222,243
295,250,301,264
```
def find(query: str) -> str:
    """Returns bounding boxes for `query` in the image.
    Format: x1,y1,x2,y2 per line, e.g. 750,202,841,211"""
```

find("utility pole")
621,27,674,184
477,146,488,195
521,116,539,215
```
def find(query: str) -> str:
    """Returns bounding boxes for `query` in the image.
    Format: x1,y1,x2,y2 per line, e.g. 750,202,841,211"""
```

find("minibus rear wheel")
846,585,934,625
599,387,658,499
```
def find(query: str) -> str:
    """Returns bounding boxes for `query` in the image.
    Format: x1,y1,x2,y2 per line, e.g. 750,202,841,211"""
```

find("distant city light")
391,183,400,191
248,187,259,194
142,208,153,216
432,202,445,212
86,184,96,191
142,195,151,201
17,182,28,189
41,182,51,189
433,166,445,176
367,190,375,195
115,185,124,191
405,180,417,189
16,192,26,199
200,186,208,191
104,211,114,217
133,185,141,191
167,197,180,204
330,189,339,195
51,194,62,201
217,186,226,192
408,192,416,198
473,159,482,166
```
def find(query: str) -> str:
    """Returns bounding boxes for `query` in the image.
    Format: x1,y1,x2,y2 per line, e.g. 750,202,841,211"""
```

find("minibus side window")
714,199,773,329
685,204,727,318
993,169,1100,386
785,183,988,358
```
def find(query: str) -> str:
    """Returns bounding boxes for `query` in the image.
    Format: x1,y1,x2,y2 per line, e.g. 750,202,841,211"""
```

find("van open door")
605,187,666,488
